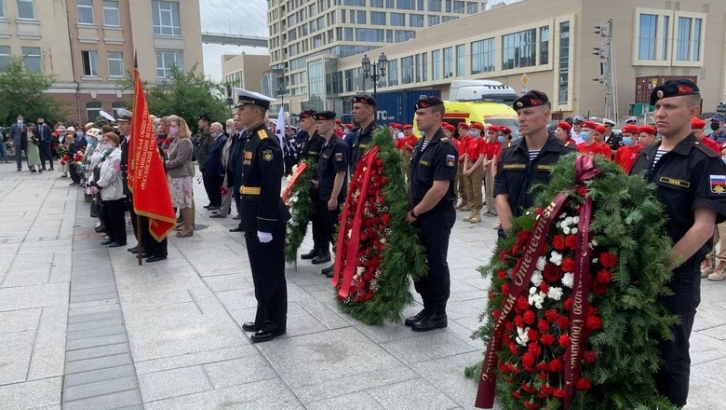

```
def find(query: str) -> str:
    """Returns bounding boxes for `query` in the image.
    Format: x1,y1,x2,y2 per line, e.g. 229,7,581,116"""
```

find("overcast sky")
200,0,269,81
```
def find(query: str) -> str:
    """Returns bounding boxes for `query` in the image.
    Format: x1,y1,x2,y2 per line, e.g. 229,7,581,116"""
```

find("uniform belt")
240,186,261,195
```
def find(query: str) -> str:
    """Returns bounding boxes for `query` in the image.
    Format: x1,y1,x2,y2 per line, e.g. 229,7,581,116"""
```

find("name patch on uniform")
503,163,526,170
257,130,268,140
262,150,273,162
659,176,690,189
710,175,726,194
244,152,253,160
537,164,553,171
446,155,456,167
335,152,344,162
419,160,430,166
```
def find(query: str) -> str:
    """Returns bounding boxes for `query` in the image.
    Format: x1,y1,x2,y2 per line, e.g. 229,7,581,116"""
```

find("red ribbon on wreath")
332,146,379,296
476,155,600,410
281,162,307,204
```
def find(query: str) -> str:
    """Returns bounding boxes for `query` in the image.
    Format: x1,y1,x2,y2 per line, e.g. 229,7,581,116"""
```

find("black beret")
198,114,211,122
299,110,317,119
650,79,700,105
314,111,336,121
513,90,549,110
352,94,376,107
414,96,444,111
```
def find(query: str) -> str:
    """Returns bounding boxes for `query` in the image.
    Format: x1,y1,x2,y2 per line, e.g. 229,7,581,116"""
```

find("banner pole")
137,214,143,266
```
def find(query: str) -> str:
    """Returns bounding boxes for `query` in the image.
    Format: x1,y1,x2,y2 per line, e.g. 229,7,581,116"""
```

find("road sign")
521,73,529,86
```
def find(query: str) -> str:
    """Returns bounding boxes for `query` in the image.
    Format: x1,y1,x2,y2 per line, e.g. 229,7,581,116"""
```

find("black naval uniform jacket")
350,121,379,172
494,134,574,218
409,128,458,211
120,135,131,197
317,135,349,203
239,122,291,233
631,134,726,271
300,131,324,164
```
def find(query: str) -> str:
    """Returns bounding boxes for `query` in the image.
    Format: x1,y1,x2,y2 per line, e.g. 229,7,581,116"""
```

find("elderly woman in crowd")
164,116,195,237
90,132,126,248
26,123,42,173
57,126,73,177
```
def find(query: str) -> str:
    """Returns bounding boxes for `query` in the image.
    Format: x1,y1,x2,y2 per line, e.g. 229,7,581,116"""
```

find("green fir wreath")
466,153,679,410
285,160,316,263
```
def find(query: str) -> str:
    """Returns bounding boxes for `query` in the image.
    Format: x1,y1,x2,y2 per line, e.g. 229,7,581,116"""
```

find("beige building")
274,0,725,120
0,0,203,123
221,53,270,93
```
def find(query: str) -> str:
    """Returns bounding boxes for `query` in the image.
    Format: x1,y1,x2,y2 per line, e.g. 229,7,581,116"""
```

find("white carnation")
536,256,547,271
572,216,579,224
550,251,563,266
562,273,574,288
516,326,530,346
531,271,543,287
548,287,563,300
564,216,573,226
562,227,571,235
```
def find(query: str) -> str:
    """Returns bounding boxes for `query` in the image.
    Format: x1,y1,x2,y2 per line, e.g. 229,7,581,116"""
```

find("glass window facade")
431,49,441,80
443,46,452,78
455,44,465,76
410,14,424,27
307,60,324,111
77,0,94,25
638,14,657,60
391,12,405,26
152,1,181,36
0,46,10,69
558,21,570,105
107,51,124,77
103,1,120,26
539,26,549,65
371,11,386,25
156,51,183,77
501,28,536,70
402,56,414,84
471,38,494,74
387,59,399,86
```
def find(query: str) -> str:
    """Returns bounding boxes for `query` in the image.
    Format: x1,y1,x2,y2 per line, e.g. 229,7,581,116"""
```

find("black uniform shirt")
631,134,726,271
351,122,378,171
119,135,130,196
300,131,324,165
494,133,574,218
409,128,458,209
240,122,291,232
317,135,349,203
604,132,622,152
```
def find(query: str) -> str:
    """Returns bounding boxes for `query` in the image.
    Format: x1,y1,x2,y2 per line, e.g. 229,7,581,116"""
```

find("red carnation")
376,159,384,167
545,309,559,322
527,328,539,342
600,251,618,268
514,315,524,328
524,401,540,410
381,177,388,184
492,309,500,320
512,390,522,399
535,207,544,216
497,270,508,279
521,382,536,394
536,362,548,372
539,282,549,294
592,281,608,295
563,297,573,311
548,358,564,372
597,269,612,284
557,316,569,329
499,251,508,262
537,319,550,333
552,234,566,250
516,230,530,247
509,342,519,354
558,334,570,347
540,384,553,396
565,235,577,249
562,258,575,273
539,334,555,346
583,351,597,364
577,186,587,197
505,321,514,333
523,310,535,325
575,377,592,390
553,388,566,398
586,316,603,330
516,296,530,311
522,352,535,368
501,283,510,295
537,372,547,381
527,342,542,357
543,264,562,282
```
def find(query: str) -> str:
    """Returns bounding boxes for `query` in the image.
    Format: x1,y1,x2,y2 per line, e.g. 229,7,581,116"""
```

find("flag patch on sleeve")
335,152,344,162
710,175,726,194
446,154,456,167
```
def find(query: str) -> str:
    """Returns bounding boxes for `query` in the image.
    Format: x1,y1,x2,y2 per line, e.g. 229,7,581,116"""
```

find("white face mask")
226,127,232,135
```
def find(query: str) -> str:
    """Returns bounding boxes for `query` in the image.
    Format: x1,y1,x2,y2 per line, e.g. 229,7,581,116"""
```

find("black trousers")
413,205,456,313
69,163,81,183
245,225,287,333
317,199,340,254
40,142,53,169
102,199,127,245
128,196,167,257
203,172,223,207
655,269,701,407
309,189,323,251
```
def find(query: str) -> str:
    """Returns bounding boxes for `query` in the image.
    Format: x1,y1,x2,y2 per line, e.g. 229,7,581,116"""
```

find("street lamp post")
361,52,388,101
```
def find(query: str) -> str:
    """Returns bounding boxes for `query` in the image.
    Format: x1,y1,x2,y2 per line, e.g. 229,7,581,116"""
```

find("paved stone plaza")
0,164,725,410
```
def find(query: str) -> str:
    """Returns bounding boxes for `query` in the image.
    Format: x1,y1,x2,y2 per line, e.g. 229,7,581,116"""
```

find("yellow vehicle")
413,80,520,138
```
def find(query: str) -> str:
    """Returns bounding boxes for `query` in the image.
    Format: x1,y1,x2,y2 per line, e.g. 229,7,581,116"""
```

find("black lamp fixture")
361,52,387,100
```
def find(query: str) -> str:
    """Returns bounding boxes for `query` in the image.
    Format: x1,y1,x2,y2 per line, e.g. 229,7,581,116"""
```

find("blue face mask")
622,136,632,146
722,157,726,165
497,136,506,143
76,131,84,138
468,130,479,137
580,131,591,141
86,136,94,144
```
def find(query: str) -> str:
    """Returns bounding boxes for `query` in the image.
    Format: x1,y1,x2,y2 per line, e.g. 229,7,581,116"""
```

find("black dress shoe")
311,253,331,265
127,246,138,253
250,329,286,343
325,269,334,278
95,225,106,233
203,205,211,209
242,322,261,332
301,248,320,260
107,242,126,248
411,312,448,332
405,309,431,327
321,266,333,275
207,205,220,211
146,255,167,263
209,214,226,218
229,226,244,232
100,239,113,246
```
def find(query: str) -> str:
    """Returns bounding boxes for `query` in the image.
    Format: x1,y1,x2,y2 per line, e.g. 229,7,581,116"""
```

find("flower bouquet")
332,128,427,325
284,161,315,262
469,154,678,410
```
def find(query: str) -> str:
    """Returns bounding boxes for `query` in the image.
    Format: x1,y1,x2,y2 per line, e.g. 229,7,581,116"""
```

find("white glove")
257,231,273,243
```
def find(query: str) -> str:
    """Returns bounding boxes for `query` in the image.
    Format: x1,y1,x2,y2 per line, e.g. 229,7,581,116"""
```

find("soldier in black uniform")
310,111,349,272
404,96,458,332
297,110,327,261
118,109,168,262
494,90,574,237
235,89,291,343
630,79,726,408
350,94,379,173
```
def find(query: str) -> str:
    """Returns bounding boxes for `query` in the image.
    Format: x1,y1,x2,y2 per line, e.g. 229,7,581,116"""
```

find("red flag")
130,68,176,241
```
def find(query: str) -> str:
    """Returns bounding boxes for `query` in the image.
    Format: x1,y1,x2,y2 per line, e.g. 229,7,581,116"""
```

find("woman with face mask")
576,121,610,159
164,117,195,237
90,132,126,248
614,124,641,174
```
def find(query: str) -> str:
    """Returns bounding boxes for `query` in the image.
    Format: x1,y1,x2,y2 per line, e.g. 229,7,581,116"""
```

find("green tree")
119,64,231,133
0,57,68,125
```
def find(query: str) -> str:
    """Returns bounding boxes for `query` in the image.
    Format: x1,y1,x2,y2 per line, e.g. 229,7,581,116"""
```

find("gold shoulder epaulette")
258,129,268,140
